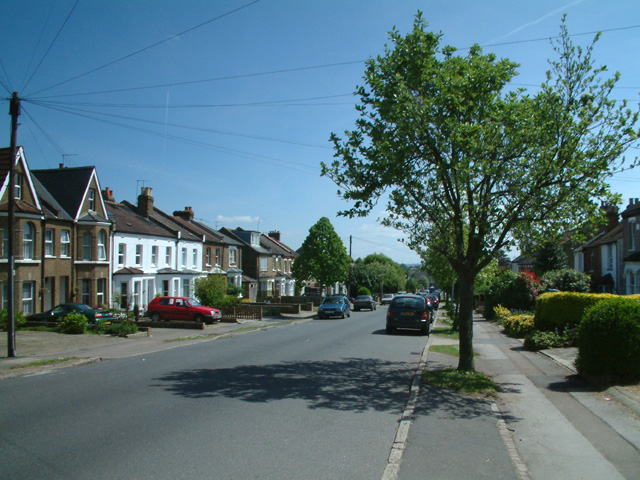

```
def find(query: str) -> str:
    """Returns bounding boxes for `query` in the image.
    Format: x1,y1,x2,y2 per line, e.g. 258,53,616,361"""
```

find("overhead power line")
26,0,264,97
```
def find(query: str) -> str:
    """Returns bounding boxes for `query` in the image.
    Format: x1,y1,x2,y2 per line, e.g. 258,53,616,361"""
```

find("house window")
81,279,91,305
14,172,22,200
630,222,637,252
22,281,35,315
135,244,143,266
166,246,172,266
607,245,614,270
118,244,126,266
82,233,92,260
215,248,221,266
98,230,107,260
182,279,190,297
133,281,141,308
60,230,70,257
88,188,96,211
96,278,106,306
192,249,197,268
260,257,268,271
272,256,276,272
151,246,158,266
120,282,129,309
181,248,187,268
206,247,212,266
23,222,35,259
162,280,169,296
229,248,237,266
1,228,8,259
1,282,8,310
44,229,54,256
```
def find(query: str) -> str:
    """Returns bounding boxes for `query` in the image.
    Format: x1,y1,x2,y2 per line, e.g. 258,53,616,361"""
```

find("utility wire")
26,0,263,97
0,57,13,94
21,106,67,157
28,101,322,175
21,0,58,90
28,98,333,148
22,0,79,92
32,62,363,100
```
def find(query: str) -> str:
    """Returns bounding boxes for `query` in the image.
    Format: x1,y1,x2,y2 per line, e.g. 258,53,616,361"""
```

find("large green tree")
293,217,351,290
323,15,639,371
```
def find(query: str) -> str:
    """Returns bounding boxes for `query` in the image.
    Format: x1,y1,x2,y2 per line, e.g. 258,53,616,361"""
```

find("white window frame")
60,230,70,257
192,249,197,268
22,281,35,315
118,243,126,266
88,188,95,211
44,228,54,257
14,172,22,200
206,247,212,266
229,247,237,266
97,230,107,260
166,246,172,266
82,233,92,261
23,222,35,259
135,244,143,266
260,256,268,272
151,246,158,266
96,278,106,306
181,248,187,268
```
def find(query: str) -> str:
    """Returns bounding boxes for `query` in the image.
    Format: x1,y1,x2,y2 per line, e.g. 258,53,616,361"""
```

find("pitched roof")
121,200,200,242
32,166,95,219
261,233,298,257
171,215,224,244
106,201,175,238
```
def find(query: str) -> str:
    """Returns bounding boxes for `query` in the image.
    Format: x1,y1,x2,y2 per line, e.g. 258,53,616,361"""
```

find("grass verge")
10,357,79,369
422,368,498,394
432,327,459,339
430,344,478,357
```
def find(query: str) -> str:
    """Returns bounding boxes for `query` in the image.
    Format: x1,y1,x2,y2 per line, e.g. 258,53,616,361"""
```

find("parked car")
317,296,351,319
27,303,114,325
146,296,222,324
386,294,433,335
353,295,377,311
381,294,395,305
424,294,440,310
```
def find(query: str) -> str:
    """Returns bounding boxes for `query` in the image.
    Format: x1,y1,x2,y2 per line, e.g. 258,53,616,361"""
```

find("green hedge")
534,292,640,332
576,297,640,379
502,314,535,338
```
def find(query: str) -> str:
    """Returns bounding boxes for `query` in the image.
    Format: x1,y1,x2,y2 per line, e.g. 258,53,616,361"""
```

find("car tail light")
95,313,103,318
386,311,393,319
421,311,429,320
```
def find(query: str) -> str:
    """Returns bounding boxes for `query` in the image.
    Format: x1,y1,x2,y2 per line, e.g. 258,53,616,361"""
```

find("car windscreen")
322,297,342,304
188,298,202,307
391,297,424,309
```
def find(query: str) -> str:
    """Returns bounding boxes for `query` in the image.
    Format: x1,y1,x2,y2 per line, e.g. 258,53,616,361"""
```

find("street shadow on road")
152,357,414,413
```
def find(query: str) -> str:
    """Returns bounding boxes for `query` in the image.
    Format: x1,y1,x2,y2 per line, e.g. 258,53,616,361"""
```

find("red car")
146,296,222,324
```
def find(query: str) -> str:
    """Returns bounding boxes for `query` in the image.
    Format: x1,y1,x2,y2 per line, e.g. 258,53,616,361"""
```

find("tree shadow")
152,357,416,413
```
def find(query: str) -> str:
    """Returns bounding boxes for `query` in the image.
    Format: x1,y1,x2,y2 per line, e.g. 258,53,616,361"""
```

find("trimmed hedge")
534,292,640,332
576,297,640,379
501,314,535,338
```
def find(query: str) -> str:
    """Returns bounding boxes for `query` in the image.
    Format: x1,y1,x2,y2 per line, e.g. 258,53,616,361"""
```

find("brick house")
0,147,111,315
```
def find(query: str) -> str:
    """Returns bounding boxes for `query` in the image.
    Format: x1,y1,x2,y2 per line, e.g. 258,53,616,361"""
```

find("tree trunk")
457,272,476,371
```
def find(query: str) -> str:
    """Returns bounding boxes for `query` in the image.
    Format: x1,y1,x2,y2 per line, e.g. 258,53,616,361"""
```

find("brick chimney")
269,230,281,241
137,187,154,218
173,206,194,222
601,204,619,232
102,187,115,202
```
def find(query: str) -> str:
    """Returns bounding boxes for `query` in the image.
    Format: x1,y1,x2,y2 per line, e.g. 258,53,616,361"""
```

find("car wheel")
194,314,204,323
386,326,394,334
341,311,345,319
421,327,429,336
151,312,161,322
347,311,351,318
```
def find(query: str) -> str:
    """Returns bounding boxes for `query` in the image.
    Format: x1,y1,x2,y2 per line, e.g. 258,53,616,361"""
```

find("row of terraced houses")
0,147,298,316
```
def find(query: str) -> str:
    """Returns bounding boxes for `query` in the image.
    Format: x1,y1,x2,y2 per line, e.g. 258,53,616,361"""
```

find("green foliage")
292,217,350,288
226,284,243,297
356,286,372,296
484,269,540,320
194,275,228,308
405,277,419,294
323,13,640,371
576,297,640,379
533,292,640,331
351,254,406,294
501,314,535,338
0,309,26,331
422,368,498,394
541,268,590,292
58,312,88,334
524,328,577,351
105,321,139,337
492,305,511,322
532,240,568,275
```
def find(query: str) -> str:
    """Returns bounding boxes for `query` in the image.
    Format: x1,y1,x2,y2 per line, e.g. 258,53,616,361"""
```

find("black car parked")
386,294,433,335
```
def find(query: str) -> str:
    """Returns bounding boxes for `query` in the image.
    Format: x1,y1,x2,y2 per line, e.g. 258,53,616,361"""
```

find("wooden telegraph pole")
7,92,20,357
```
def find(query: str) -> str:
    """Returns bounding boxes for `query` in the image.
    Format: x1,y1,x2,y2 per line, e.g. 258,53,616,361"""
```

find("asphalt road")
0,308,429,480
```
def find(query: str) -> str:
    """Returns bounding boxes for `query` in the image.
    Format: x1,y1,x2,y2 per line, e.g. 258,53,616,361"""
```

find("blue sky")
1,0,639,265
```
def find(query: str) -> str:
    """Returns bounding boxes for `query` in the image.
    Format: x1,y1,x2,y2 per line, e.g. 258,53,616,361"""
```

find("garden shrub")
534,292,640,332
501,314,535,338
493,305,511,322
541,268,590,292
0,309,26,331
58,312,88,334
356,286,372,296
524,327,577,351
484,269,540,320
105,321,138,337
576,297,640,379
